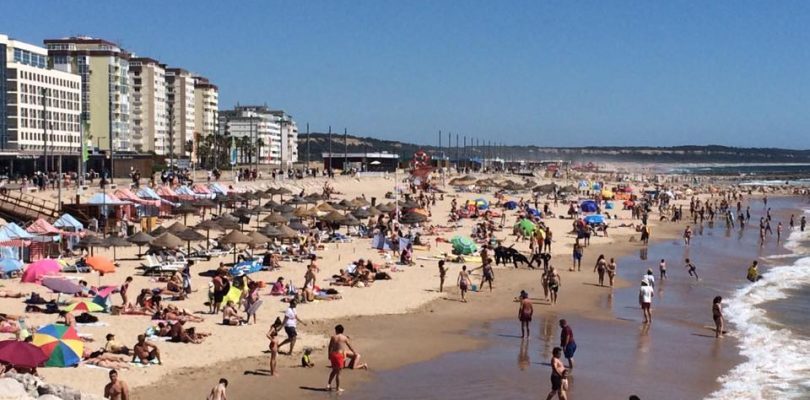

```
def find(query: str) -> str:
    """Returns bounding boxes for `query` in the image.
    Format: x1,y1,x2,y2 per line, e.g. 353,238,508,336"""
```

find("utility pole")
455,133,459,171
438,130,442,157
108,92,115,182
343,128,348,170
327,126,332,174
305,123,310,169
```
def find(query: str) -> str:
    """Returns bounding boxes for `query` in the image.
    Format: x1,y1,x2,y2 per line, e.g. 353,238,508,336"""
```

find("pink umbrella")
21,259,61,283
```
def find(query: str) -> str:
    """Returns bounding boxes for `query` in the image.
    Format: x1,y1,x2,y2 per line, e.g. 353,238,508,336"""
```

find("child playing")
301,348,315,368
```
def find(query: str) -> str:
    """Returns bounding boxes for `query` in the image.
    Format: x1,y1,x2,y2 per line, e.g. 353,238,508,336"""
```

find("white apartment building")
269,110,298,167
1,34,81,154
129,57,168,154
45,36,132,152
165,68,195,158
218,105,282,165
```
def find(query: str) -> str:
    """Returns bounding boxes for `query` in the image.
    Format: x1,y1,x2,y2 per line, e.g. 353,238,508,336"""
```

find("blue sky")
4,0,810,148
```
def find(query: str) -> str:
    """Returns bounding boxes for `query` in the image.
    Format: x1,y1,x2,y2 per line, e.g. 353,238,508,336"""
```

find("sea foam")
707,228,810,400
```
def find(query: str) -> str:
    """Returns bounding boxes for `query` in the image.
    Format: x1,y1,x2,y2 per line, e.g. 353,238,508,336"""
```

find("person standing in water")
639,280,654,324
777,222,783,242
801,216,807,232
713,296,724,338
606,258,617,287
593,254,607,286
547,267,562,305
659,259,667,280
685,258,699,281
546,347,568,400
747,261,762,282
518,290,533,338
683,225,693,246
559,319,576,369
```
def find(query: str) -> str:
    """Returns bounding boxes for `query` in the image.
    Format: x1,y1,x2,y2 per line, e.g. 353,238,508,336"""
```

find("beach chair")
62,260,91,273
140,255,184,276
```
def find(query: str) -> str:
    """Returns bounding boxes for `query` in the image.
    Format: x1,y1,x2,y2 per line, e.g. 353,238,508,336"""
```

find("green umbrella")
450,236,478,255
517,219,536,236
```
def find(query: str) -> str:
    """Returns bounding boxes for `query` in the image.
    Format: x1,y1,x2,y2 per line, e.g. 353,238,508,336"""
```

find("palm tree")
256,138,265,166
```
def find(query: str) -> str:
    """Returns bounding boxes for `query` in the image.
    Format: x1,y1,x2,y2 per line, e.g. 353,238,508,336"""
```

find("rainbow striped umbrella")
62,299,104,313
32,324,83,367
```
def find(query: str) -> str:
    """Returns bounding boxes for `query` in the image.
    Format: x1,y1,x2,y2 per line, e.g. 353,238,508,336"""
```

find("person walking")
278,300,305,355
559,319,576,369
545,347,568,400
639,280,654,324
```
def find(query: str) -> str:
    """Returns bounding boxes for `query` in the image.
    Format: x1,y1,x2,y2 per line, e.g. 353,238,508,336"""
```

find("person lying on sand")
169,320,209,344
84,352,131,369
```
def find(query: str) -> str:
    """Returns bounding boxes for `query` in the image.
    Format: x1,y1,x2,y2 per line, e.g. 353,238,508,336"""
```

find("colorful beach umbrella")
62,299,104,313
474,198,489,210
85,256,116,274
518,219,536,236
21,259,61,283
450,236,478,255
0,340,48,368
584,215,606,225
41,277,82,295
32,324,83,367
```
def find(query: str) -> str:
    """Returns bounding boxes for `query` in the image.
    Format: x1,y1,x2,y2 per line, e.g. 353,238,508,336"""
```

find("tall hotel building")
193,76,218,161
129,57,168,154
44,36,132,152
165,68,195,158
0,34,81,154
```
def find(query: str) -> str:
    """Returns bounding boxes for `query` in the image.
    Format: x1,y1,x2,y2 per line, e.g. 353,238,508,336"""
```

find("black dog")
529,252,551,270
512,252,530,268
494,245,514,266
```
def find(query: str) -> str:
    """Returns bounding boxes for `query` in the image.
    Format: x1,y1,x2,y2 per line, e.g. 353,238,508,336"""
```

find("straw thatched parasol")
247,231,271,247
151,232,184,249
167,221,188,234
319,210,346,224
127,231,154,259
262,213,289,225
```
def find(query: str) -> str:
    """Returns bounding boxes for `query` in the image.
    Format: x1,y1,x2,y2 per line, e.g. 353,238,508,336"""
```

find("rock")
0,377,30,400
79,394,104,400
37,396,61,400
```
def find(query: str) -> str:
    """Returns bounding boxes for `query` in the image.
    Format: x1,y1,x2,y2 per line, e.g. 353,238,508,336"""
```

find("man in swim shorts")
559,319,576,369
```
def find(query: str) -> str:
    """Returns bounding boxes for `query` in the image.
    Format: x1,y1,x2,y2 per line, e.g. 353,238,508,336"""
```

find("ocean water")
707,209,810,400
352,197,808,400
672,164,810,179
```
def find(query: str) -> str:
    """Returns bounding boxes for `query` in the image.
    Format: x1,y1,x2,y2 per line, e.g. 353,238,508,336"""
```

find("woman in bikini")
593,254,607,286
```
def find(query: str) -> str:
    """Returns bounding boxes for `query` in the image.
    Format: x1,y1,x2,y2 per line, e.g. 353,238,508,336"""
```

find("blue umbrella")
584,215,605,225
580,200,598,213
504,201,518,210
0,258,22,273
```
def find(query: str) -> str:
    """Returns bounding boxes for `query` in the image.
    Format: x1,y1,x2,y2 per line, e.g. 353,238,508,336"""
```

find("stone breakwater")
0,372,103,400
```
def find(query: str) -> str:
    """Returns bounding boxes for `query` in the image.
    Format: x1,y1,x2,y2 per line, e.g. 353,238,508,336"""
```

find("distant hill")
297,133,810,164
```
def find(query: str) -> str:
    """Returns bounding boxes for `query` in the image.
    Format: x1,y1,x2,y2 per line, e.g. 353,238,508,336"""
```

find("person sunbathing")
169,320,208,344
84,352,131,369
158,306,204,323
0,290,24,298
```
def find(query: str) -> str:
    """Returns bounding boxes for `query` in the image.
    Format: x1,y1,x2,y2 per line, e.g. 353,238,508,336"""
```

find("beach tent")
580,200,598,213
209,183,229,195
26,218,62,261
0,223,33,260
86,193,130,206
114,188,160,219
138,187,175,216
527,208,541,217
474,198,489,210
504,201,518,210
54,214,84,251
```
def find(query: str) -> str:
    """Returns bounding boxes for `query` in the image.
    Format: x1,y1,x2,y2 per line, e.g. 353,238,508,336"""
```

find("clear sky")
3,0,810,148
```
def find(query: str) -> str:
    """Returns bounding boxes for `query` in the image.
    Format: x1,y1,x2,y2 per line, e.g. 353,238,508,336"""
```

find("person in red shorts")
327,324,367,392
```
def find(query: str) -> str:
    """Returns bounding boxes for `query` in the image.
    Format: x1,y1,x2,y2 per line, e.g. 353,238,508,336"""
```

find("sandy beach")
0,170,779,399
